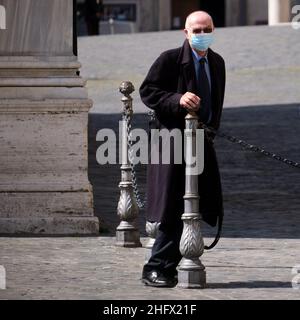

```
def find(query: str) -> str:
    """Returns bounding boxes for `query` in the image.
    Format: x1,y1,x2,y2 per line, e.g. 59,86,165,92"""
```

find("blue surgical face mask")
190,33,214,51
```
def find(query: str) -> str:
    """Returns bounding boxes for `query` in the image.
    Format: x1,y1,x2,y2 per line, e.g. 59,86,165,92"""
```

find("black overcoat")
139,39,226,228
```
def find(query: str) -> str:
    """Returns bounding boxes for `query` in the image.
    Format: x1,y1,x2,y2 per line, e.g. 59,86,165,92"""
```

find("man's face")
184,14,214,43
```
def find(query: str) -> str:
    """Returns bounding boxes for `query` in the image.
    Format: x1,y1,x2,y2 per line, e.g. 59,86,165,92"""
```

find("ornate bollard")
116,81,141,247
144,221,160,262
177,112,206,288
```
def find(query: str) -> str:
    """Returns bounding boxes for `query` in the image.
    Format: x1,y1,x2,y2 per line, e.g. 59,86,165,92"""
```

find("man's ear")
183,29,189,38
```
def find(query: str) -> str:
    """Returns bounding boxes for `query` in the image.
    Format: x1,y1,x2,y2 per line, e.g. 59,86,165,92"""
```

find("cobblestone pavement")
0,26,299,300
0,237,299,300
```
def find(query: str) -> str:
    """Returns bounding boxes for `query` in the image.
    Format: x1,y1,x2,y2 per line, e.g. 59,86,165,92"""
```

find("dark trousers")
142,221,183,277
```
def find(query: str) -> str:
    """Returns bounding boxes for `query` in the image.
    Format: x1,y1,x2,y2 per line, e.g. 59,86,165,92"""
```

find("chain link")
125,114,300,209
124,113,146,209
199,123,300,169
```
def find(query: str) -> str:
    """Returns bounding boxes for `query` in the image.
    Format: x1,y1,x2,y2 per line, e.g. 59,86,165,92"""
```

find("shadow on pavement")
88,104,300,239
208,281,292,289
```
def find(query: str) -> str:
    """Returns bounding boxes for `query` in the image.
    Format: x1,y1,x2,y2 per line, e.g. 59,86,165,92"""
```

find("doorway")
199,0,225,27
171,0,225,29
171,0,199,29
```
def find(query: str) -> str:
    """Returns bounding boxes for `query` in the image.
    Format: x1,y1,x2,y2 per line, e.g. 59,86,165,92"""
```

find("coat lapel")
207,48,222,127
179,40,198,94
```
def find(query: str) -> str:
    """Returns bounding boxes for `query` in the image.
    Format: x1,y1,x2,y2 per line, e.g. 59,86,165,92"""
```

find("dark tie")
197,58,211,124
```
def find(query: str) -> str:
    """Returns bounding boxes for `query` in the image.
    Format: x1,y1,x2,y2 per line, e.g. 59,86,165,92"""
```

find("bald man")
140,11,226,287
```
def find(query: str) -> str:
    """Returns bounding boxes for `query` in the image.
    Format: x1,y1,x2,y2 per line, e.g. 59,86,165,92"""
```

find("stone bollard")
116,81,142,247
177,112,206,288
144,221,160,262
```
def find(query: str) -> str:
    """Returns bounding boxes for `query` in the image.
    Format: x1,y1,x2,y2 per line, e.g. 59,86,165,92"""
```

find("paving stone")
0,237,299,300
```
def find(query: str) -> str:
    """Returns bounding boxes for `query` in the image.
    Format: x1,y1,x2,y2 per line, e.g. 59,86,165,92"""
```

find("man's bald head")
185,11,214,30
184,11,215,54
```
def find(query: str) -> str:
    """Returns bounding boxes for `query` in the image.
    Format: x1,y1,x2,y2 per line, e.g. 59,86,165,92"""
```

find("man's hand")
180,92,201,112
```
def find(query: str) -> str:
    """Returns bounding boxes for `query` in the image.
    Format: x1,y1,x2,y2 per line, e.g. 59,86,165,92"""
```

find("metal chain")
199,123,300,169
125,114,300,209
124,113,146,209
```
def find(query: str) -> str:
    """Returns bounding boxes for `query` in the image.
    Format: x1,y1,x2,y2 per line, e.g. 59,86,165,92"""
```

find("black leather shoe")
141,271,177,288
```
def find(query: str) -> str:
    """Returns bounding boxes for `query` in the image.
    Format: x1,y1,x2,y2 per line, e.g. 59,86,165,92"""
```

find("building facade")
77,0,300,35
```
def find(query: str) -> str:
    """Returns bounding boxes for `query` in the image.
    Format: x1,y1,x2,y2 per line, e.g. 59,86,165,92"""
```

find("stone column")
268,0,291,25
0,0,99,235
226,0,248,26
158,0,171,30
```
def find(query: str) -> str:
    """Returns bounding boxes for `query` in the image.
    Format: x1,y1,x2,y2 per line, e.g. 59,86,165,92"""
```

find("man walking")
140,11,226,287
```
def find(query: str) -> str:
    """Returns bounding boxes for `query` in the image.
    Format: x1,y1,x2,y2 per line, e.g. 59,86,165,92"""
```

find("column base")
0,217,99,236
177,269,207,289
116,229,142,248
